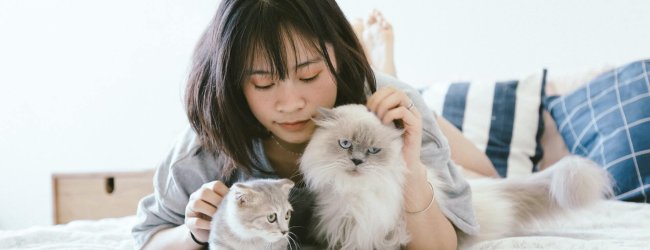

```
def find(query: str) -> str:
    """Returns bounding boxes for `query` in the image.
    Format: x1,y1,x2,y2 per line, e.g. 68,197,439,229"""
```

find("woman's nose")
276,81,305,113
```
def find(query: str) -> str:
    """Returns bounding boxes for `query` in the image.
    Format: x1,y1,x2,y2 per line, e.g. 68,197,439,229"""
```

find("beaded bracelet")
406,181,435,214
190,231,209,246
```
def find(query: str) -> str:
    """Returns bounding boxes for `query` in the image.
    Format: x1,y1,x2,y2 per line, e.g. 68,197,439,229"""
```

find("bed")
1,200,648,249
2,60,649,249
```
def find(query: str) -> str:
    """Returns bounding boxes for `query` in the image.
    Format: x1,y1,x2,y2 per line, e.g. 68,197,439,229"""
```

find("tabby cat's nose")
351,158,363,166
281,230,288,235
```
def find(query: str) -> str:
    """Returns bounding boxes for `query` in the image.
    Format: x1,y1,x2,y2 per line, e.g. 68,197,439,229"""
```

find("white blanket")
467,200,650,249
0,217,135,250
0,200,648,249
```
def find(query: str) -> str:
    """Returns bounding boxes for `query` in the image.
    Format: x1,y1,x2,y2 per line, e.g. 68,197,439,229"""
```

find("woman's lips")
278,120,309,131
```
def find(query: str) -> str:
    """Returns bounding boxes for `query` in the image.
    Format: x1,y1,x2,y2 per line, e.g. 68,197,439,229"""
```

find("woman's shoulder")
374,71,427,112
155,127,226,193
374,71,417,93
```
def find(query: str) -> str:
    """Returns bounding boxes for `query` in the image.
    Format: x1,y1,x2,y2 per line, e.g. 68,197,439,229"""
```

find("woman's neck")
269,134,307,155
263,138,304,184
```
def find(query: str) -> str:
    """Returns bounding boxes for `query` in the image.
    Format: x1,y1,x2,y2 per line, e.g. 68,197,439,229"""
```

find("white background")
1,0,649,230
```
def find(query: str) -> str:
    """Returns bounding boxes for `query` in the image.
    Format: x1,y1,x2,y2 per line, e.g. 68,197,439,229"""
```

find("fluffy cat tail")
467,156,613,242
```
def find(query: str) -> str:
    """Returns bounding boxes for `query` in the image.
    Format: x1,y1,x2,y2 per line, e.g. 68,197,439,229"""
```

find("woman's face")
243,37,338,145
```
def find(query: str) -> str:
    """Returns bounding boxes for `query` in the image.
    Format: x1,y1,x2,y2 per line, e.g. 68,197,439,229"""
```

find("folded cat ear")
277,179,295,194
386,126,405,142
312,107,338,128
233,183,259,207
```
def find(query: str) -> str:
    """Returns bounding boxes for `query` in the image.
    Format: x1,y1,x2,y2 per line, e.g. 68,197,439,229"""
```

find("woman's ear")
312,106,338,128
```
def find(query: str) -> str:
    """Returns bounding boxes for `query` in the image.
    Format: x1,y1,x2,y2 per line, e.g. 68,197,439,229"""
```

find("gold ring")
407,101,414,110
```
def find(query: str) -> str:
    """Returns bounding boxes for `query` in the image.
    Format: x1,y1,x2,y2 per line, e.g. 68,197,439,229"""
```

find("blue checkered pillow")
420,71,546,178
545,59,650,203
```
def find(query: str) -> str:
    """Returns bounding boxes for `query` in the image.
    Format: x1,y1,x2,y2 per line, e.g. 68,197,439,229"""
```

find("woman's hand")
184,181,229,243
366,86,423,170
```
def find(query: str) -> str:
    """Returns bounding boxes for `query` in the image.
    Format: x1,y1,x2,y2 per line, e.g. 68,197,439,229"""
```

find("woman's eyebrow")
248,58,323,75
295,58,322,70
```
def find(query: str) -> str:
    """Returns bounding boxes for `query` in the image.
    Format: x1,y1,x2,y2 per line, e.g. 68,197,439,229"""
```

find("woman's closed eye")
300,72,320,82
254,82,275,90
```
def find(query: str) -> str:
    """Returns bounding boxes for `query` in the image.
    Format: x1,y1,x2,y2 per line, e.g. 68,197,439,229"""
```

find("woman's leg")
353,11,498,178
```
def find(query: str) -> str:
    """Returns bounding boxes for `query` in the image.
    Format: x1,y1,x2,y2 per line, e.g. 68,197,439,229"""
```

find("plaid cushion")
545,59,650,202
420,71,546,178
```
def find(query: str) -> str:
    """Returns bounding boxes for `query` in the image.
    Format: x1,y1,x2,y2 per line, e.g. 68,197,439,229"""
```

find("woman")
133,1,486,249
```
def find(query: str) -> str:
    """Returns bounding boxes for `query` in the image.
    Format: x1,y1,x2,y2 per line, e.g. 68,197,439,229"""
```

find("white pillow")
420,71,546,178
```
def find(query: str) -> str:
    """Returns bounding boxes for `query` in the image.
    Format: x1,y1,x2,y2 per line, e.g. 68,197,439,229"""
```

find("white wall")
0,0,218,230
338,0,650,86
1,0,649,230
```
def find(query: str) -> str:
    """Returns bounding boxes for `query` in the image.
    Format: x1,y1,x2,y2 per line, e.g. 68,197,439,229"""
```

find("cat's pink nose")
351,158,363,166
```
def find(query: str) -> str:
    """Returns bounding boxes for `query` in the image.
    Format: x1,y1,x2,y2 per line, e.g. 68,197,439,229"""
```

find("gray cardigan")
131,72,479,249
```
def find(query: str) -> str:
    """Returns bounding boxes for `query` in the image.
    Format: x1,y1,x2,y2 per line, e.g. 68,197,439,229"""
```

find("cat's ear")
233,183,258,207
386,126,405,142
312,107,338,128
277,179,295,195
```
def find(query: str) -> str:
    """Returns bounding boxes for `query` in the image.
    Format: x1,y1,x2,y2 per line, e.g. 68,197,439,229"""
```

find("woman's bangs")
244,24,324,82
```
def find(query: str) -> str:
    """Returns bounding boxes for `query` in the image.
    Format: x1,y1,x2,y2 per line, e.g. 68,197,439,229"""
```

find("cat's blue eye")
267,213,277,223
338,139,352,149
367,147,382,154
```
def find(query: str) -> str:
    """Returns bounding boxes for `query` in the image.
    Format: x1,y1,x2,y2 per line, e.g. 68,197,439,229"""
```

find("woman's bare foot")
351,17,365,45
362,10,396,77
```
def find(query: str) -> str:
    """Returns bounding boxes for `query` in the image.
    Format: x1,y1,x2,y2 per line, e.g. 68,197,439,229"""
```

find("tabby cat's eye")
267,213,277,223
339,139,352,149
285,210,292,220
367,147,381,154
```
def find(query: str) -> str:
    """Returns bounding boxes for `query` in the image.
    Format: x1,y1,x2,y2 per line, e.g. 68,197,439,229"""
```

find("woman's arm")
367,86,460,249
143,225,203,250
437,115,499,178
143,180,228,249
404,164,457,250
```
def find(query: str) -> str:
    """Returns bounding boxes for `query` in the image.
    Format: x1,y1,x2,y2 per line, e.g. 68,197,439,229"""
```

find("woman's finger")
188,199,218,219
204,181,230,197
381,106,417,128
197,187,223,207
374,91,407,119
367,86,397,113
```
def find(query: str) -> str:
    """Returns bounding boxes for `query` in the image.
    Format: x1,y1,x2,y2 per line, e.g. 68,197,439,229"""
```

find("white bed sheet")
0,200,648,250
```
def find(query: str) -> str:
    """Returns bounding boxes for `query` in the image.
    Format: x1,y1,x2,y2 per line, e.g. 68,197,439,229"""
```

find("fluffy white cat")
300,104,410,250
300,104,612,249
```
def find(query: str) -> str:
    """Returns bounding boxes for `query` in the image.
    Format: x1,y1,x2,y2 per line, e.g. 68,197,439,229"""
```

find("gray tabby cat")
300,104,612,249
208,178,295,250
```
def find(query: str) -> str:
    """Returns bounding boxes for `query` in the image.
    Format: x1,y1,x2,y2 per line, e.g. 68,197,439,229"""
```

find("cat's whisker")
286,239,293,250
286,233,298,250
307,164,340,178
284,237,291,250
362,167,391,181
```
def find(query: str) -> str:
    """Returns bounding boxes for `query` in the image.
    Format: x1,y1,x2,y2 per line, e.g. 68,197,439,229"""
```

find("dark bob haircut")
185,0,376,177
